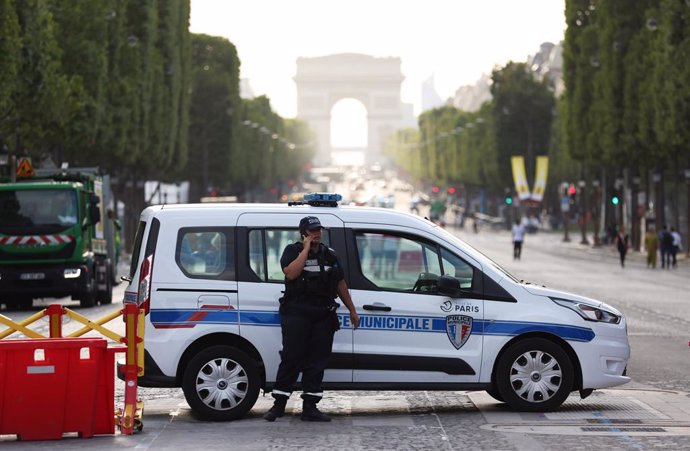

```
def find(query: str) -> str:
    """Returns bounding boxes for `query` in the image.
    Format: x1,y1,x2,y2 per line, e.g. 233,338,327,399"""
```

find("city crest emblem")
446,315,472,349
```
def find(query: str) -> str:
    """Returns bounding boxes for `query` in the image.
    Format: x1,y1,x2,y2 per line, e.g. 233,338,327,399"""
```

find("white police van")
122,194,630,421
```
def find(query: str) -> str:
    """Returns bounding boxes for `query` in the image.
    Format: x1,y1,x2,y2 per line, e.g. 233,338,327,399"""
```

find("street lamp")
560,181,570,242
631,175,641,251
578,179,588,245
685,169,690,256
653,171,662,228
591,179,601,246
615,177,624,229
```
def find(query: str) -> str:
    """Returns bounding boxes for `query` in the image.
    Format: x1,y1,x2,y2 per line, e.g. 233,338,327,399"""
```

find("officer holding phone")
263,216,360,422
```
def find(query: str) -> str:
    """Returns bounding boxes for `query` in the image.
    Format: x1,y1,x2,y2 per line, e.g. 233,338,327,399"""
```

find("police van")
122,194,630,421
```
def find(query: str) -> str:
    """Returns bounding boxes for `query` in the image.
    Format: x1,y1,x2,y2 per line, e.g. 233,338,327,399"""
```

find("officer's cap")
299,216,324,231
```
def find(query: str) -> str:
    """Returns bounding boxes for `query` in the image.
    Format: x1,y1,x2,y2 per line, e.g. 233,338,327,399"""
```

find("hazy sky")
190,0,566,120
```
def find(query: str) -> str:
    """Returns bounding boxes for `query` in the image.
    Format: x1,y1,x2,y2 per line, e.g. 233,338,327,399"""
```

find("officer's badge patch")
446,315,472,349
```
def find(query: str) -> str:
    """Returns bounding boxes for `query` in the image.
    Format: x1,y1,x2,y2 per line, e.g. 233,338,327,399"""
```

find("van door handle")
363,303,391,312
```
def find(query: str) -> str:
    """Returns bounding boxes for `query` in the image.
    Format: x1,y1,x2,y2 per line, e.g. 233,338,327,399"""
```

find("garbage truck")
0,164,118,309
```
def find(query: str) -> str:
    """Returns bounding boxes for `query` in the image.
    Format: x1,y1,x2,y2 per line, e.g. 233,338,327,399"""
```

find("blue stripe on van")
480,319,595,342
149,309,595,342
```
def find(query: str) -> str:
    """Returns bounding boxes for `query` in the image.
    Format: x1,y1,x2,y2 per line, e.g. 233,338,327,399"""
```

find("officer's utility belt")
289,295,333,307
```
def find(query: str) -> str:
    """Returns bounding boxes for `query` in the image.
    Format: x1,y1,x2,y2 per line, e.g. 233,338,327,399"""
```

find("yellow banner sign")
530,156,549,202
511,156,531,200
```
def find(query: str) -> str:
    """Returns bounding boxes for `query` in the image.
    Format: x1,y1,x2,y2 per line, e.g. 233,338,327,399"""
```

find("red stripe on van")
187,311,209,322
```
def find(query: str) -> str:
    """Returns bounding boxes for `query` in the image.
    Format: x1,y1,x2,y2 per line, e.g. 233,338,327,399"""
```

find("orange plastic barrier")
0,338,114,440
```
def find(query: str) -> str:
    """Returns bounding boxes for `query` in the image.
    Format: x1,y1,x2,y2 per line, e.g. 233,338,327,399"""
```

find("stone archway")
294,53,405,166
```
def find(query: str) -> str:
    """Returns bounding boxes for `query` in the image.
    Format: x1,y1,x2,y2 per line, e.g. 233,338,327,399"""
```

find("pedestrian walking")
614,226,629,268
670,227,682,268
644,227,658,269
263,216,359,423
511,218,525,260
659,225,673,269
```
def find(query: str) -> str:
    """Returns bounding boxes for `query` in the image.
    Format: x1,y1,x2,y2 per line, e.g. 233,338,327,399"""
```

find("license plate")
20,272,45,280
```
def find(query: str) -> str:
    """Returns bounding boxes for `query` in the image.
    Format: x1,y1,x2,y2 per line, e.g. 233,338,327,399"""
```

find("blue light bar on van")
288,192,342,207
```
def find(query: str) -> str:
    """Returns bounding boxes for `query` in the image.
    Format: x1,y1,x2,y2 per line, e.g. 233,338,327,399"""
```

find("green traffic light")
505,197,513,205
611,196,619,205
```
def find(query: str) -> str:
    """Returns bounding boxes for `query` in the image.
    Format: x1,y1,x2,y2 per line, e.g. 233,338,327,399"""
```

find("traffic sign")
16,157,35,178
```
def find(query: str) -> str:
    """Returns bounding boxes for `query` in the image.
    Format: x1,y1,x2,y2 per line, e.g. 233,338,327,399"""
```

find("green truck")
0,166,118,309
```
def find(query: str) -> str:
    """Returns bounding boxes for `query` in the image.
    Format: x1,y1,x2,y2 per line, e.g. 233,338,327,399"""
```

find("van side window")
177,228,234,279
248,228,330,282
355,231,474,293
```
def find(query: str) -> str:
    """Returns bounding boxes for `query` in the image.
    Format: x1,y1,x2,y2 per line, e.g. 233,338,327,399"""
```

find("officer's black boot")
263,398,287,422
301,400,331,422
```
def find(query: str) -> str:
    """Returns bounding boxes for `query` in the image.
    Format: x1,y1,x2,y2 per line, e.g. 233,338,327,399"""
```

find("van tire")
496,338,573,412
182,346,260,421
485,386,504,403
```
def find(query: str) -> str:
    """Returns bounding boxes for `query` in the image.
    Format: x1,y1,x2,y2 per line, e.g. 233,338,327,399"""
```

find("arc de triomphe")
294,53,406,166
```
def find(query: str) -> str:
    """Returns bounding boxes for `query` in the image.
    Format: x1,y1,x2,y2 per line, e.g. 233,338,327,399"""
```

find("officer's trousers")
272,303,336,404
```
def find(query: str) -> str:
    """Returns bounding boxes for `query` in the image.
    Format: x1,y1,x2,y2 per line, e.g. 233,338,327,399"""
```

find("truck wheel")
98,260,113,305
182,345,260,421
496,338,574,412
79,272,97,308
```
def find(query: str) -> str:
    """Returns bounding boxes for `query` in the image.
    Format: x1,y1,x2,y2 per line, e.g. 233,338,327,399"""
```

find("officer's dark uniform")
264,219,343,422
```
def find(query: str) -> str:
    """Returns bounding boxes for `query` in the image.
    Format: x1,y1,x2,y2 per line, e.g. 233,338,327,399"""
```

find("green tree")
491,62,555,189
187,34,241,200
12,0,74,153
0,0,21,143
48,0,110,163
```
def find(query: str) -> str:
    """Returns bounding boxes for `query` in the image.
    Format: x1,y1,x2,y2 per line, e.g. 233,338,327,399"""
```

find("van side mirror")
437,274,463,298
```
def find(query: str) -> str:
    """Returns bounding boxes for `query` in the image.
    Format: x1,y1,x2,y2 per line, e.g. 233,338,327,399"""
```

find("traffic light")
568,184,577,204
611,194,620,205
504,193,513,205
447,186,456,195
432,186,439,194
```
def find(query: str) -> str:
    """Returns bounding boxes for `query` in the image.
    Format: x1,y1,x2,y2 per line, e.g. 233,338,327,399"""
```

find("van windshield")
434,225,520,283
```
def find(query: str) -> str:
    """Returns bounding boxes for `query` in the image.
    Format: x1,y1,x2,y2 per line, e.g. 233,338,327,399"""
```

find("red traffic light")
432,186,439,193
448,187,456,194
567,184,577,195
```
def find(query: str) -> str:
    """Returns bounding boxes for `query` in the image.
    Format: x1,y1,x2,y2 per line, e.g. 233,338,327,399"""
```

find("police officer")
263,216,360,422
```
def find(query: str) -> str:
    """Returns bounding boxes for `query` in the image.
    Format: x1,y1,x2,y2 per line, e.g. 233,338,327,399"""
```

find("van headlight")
550,297,621,324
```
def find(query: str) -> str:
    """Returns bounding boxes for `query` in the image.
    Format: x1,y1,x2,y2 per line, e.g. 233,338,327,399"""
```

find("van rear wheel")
182,346,260,421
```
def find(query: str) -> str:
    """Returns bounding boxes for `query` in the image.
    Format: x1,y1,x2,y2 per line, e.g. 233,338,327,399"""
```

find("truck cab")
0,167,116,309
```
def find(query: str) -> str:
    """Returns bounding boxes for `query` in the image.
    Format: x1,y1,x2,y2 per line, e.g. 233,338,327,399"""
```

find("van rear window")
176,227,235,279
128,220,147,280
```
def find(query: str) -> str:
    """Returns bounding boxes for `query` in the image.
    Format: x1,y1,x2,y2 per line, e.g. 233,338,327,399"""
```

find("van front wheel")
496,338,573,412
182,346,260,421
